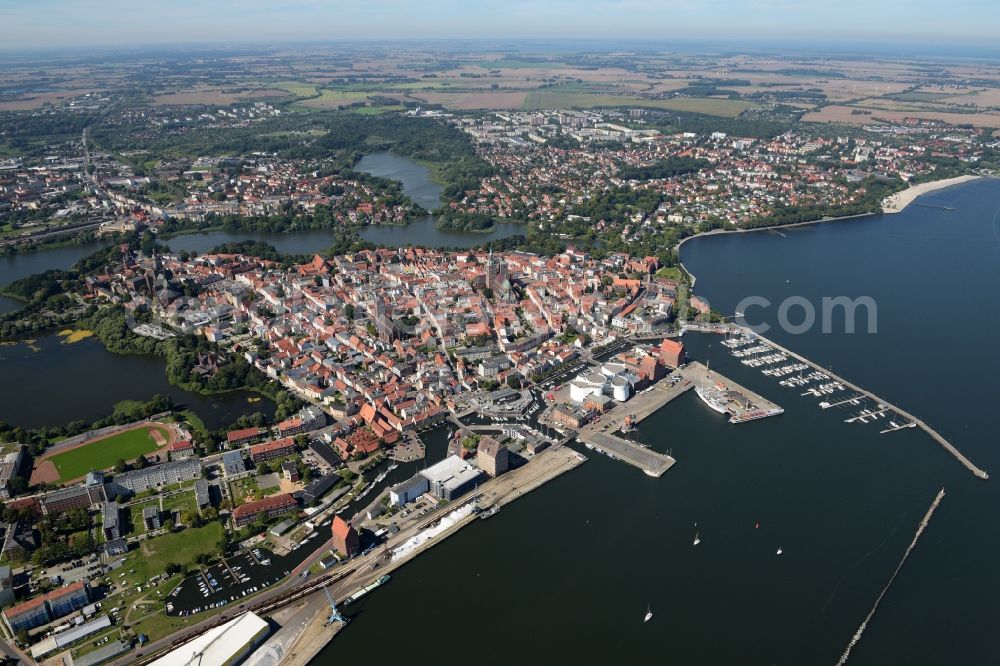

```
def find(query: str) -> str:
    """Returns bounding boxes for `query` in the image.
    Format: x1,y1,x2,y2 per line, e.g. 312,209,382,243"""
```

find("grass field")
295,90,370,110
128,499,160,534
49,425,167,482
655,266,684,281
521,92,756,116
273,82,318,97
351,105,405,115
122,522,223,587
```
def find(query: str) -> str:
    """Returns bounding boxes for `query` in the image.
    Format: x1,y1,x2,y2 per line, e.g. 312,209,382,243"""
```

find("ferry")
478,505,500,520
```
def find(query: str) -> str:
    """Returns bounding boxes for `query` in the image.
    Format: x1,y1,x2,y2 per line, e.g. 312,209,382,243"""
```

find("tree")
139,231,155,256
134,454,149,470
114,459,127,474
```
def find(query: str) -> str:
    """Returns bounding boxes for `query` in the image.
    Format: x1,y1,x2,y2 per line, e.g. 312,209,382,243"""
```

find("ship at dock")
343,574,391,605
478,505,500,520
695,384,730,415
729,407,784,423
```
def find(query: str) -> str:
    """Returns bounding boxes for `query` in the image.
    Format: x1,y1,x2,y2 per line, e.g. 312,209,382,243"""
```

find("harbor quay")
257,445,587,666
684,323,988,480
679,360,784,423
574,377,693,476
126,445,584,665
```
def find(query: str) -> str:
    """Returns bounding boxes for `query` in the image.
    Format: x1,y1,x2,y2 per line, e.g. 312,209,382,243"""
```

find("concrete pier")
574,375,692,477
679,361,783,423
753,331,988,480
684,324,988,480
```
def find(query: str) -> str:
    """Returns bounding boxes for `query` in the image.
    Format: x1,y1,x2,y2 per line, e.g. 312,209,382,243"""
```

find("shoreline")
881,174,982,214
676,174,985,288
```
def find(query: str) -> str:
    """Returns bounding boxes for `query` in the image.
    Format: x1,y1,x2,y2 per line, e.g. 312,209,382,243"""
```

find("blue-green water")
316,179,1000,664
355,152,527,248
0,332,273,430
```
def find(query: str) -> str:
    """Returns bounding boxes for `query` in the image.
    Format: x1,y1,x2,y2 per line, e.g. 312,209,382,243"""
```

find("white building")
568,365,632,403
150,612,269,666
389,474,430,506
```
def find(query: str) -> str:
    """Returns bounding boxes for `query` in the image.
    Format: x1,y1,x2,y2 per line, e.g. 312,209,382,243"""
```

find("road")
122,445,584,665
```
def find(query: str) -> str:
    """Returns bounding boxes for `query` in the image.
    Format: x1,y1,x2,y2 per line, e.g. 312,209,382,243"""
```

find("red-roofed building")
2,579,91,634
227,427,265,448
331,515,359,558
249,437,296,463
659,339,686,368
168,440,195,461
230,493,298,527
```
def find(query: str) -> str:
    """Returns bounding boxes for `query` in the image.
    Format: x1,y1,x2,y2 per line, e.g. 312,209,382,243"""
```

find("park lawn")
130,609,196,644
655,266,684,281
49,426,167,482
122,522,223,589
128,499,161,535
161,491,197,517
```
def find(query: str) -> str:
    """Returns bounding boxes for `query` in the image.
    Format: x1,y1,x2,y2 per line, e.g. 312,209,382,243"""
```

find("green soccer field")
49,425,168,481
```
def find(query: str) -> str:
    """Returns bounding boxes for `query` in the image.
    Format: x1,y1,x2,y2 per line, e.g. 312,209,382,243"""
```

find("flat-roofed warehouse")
420,454,482,501
149,611,269,666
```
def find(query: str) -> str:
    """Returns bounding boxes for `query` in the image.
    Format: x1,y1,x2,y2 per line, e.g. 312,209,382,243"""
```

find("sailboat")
644,603,653,623
776,547,783,555
693,531,701,546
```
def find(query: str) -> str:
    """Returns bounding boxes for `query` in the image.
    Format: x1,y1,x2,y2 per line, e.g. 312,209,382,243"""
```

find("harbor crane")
323,584,347,626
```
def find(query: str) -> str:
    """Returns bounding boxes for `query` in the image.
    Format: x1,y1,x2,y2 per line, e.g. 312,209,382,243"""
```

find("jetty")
679,360,783,424
836,488,946,665
574,374,693,476
754,331,987,480
688,323,988,480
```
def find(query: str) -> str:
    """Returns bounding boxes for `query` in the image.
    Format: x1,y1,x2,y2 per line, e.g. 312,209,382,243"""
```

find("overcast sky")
2,0,998,50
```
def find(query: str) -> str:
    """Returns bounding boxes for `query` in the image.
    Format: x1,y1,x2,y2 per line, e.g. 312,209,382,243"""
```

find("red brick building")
658,339,686,368
231,493,298,527
331,515,360,558
249,437,296,463
227,427,265,448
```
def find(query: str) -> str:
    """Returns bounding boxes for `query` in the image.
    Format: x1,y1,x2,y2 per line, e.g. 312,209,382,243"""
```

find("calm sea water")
316,179,1000,665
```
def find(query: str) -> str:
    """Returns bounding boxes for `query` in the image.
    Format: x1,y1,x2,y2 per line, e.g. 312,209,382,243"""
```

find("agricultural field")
521,92,756,116
295,90,371,110
803,104,1000,128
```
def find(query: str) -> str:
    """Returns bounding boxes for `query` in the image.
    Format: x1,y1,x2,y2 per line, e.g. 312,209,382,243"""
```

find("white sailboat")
776,547,783,555
693,531,701,546
644,603,653,623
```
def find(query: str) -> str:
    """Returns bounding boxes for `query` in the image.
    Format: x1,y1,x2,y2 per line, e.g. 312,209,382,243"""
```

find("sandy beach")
881,174,982,213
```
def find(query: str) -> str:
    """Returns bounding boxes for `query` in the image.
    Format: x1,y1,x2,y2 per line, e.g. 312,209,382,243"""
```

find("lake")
0,240,112,313
317,179,1000,665
0,331,274,431
355,152,527,248
0,153,526,303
